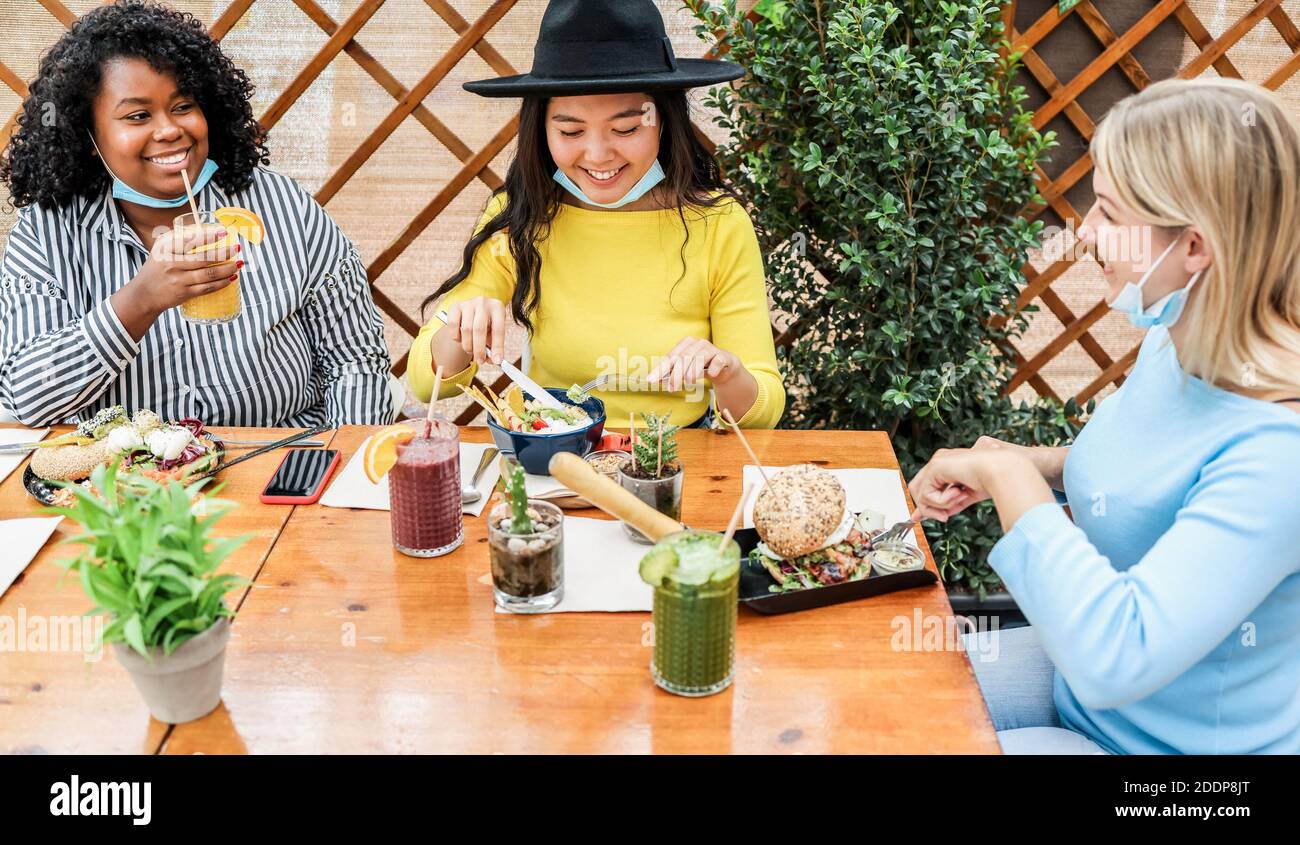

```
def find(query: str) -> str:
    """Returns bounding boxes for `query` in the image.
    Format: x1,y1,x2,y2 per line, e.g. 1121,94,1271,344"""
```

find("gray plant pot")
113,617,231,724
617,463,684,544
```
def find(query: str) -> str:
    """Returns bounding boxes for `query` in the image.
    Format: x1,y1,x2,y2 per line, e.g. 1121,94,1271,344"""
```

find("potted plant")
487,459,565,613
47,460,250,724
617,412,683,544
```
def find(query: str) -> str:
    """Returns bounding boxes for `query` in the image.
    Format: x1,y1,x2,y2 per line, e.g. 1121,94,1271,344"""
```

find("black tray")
731,527,938,615
23,434,226,506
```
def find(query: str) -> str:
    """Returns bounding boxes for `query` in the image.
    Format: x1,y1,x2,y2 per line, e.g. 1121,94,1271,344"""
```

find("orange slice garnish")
362,425,415,484
213,206,265,245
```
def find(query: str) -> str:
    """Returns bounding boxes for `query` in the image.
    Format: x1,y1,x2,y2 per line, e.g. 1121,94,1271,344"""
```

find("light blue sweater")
989,326,1300,754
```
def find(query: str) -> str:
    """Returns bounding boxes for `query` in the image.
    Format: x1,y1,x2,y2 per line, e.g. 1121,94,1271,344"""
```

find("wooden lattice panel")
1006,0,1300,405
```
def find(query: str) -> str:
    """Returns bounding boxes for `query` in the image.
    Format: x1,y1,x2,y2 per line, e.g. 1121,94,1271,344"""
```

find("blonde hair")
1092,77,1300,395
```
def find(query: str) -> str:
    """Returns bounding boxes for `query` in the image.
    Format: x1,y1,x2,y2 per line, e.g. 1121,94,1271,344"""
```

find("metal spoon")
461,447,499,505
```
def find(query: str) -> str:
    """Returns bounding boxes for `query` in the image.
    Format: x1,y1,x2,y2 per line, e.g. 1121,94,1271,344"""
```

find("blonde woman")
909,78,1300,754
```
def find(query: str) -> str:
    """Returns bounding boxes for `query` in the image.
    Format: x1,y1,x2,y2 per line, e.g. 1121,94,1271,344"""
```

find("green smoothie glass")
638,530,741,697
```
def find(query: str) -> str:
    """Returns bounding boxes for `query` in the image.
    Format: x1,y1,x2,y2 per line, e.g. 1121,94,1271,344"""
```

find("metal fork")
576,374,610,394
573,374,684,394
873,519,917,547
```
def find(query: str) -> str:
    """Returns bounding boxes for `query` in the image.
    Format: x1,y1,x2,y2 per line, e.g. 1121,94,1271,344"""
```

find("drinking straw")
720,408,769,483
718,484,753,553
425,366,444,438
656,422,663,477
179,167,203,235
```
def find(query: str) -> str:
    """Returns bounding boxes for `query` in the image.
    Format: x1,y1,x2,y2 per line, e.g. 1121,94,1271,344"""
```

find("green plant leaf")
754,0,789,29
142,595,194,640
122,613,148,658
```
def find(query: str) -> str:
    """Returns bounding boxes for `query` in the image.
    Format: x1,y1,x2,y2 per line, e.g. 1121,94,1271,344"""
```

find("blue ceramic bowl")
486,388,606,476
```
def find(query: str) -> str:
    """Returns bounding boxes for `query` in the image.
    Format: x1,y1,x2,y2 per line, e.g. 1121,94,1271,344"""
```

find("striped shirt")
0,166,395,429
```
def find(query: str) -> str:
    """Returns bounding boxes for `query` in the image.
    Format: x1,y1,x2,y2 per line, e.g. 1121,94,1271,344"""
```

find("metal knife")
0,433,71,455
493,355,567,411
434,309,566,411
0,442,48,456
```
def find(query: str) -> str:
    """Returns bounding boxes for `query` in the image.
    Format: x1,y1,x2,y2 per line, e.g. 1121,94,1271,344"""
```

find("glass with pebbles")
487,499,565,612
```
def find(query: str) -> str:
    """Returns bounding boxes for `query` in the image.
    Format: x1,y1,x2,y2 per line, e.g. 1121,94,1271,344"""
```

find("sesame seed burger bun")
29,440,112,483
752,464,847,558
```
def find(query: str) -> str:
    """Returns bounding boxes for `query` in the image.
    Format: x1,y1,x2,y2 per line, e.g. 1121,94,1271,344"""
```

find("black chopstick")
189,424,333,484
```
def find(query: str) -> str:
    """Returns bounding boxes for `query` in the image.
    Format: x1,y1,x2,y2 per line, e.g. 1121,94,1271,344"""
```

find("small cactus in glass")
503,458,533,534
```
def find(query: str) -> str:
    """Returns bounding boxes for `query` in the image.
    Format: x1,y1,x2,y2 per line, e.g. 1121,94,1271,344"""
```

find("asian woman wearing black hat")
410,0,785,429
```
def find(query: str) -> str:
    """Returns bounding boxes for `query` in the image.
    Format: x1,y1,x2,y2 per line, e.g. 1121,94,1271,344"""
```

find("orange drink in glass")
174,210,241,324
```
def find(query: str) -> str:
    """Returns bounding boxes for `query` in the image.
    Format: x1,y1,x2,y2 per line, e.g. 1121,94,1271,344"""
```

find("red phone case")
259,449,341,505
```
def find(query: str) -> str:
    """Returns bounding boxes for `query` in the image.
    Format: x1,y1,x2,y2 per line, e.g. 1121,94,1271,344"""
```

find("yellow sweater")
409,194,785,428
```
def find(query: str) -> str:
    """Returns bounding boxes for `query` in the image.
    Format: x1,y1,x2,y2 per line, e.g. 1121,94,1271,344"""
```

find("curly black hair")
0,0,269,210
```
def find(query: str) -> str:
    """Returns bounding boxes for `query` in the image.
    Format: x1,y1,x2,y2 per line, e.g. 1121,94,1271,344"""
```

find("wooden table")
0,424,998,754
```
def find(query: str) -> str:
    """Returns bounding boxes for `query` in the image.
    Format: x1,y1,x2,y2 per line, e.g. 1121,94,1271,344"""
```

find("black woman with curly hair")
0,0,395,428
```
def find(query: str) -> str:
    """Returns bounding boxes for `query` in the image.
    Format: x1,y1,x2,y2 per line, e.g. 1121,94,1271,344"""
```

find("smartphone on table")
260,448,341,505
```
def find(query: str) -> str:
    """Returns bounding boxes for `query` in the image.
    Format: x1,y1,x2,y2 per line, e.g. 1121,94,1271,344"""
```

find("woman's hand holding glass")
109,223,242,340
135,223,241,312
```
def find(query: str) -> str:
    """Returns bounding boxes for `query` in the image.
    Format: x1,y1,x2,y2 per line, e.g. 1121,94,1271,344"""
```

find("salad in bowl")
461,383,605,475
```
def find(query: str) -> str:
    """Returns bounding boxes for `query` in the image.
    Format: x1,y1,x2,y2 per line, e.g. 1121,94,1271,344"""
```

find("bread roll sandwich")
750,464,885,592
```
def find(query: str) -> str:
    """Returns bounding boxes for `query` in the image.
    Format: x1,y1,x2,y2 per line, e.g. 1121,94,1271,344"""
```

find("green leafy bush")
688,0,1091,596
46,460,250,657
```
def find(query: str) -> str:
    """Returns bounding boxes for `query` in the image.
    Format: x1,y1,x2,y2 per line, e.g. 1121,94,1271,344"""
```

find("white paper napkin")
0,428,51,485
0,516,63,598
522,471,577,500
493,516,652,613
320,437,501,517
742,465,913,531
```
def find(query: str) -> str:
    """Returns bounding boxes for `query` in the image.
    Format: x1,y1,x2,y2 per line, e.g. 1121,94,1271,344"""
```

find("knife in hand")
434,309,566,411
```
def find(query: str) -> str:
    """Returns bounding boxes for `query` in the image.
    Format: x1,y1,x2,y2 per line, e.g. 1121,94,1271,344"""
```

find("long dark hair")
421,90,739,333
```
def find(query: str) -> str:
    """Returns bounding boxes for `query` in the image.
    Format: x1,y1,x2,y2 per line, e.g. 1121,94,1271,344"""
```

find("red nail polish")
236,244,242,252
229,274,238,281
236,260,245,269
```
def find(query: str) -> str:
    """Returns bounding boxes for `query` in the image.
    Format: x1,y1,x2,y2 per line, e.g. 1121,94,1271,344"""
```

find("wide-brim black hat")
464,0,744,97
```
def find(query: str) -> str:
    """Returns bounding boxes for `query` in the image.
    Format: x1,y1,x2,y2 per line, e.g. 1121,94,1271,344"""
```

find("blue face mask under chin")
89,133,219,209
553,159,666,210
1108,234,1205,330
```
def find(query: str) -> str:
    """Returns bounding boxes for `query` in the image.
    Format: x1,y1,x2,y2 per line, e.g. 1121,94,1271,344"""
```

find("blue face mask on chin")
89,132,219,209
553,159,665,210
111,157,219,208
1109,234,1205,330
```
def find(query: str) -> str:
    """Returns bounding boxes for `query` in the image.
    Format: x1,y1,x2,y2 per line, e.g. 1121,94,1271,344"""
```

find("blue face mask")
1109,234,1205,330
553,159,665,210
89,133,219,208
